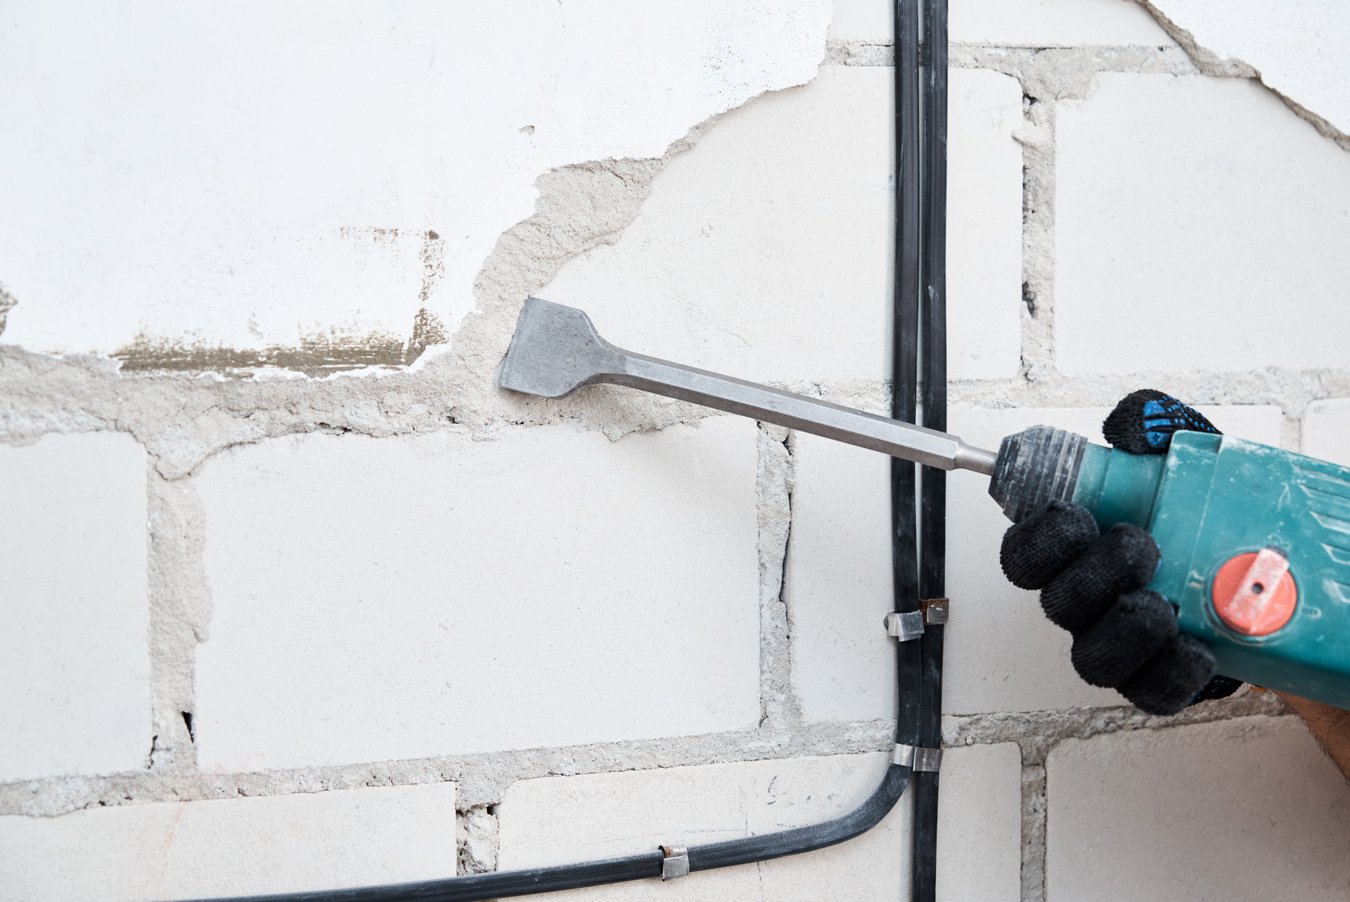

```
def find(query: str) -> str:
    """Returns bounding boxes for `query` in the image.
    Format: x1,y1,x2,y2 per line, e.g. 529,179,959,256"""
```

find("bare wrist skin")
1278,692,1350,780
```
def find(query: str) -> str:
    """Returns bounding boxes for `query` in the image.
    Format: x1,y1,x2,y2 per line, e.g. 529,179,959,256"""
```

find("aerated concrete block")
0,433,150,782
0,782,457,900
1047,716,1350,901
1057,74,1350,376
194,419,760,770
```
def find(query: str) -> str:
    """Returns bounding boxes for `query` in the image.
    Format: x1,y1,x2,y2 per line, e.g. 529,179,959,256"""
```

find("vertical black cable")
911,0,948,900
892,0,923,755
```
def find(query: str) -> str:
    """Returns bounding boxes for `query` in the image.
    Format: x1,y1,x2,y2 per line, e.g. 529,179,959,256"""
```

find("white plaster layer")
1056,74,1350,377
193,419,760,771
1149,0,1350,135
0,1,830,355
1047,716,1350,901
0,782,457,900
496,746,1020,901
0,434,150,782
829,0,1172,46
541,67,1022,384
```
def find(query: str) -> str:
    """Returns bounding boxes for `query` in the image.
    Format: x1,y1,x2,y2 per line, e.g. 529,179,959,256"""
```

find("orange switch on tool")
1211,548,1297,637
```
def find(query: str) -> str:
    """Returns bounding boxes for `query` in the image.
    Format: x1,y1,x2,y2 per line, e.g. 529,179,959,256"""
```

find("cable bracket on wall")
885,610,926,641
892,743,943,773
659,846,690,881
920,598,949,625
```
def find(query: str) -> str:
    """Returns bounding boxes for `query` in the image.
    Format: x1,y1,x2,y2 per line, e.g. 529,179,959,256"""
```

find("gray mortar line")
1020,762,1048,902
944,369,1350,421
1131,0,1350,152
145,472,212,775
5,357,1350,465
826,40,1198,82
756,423,802,735
1016,77,1057,385
456,804,500,875
0,719,897,817
944,690,1288,766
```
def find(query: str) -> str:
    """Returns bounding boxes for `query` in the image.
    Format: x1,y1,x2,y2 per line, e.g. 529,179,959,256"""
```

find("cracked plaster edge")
1133,0,1350,151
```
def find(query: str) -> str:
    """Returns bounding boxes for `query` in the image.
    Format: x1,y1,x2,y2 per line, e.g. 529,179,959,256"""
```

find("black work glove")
999,390,1242,715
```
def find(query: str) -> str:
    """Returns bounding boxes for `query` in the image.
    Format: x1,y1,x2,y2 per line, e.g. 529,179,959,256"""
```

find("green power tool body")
499,298,1350,710
992,425,1350,708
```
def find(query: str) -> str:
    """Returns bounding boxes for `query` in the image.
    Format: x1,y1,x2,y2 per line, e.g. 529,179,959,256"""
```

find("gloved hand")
999,390,1242,715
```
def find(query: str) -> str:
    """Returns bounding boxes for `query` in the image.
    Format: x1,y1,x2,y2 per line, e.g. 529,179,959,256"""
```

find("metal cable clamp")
920,597,949,625
884,610,925,641
892,743,943,773
660,845,690,880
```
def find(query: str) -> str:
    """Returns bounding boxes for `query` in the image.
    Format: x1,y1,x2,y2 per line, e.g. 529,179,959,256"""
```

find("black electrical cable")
190,6,932,900
910,1,949,900
891,0,924,760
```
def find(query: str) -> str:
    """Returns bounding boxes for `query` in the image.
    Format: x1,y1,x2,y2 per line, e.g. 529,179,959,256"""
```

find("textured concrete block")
0,783,457,900
541,65,1021,383
195,419,760,771
1057,74,1350,376
787,431,896,723
0,433,149,782
497,745,1020,901
1047,717,1350,901
829,0,1171,46
789,405,1282,719
1303,399,1350,466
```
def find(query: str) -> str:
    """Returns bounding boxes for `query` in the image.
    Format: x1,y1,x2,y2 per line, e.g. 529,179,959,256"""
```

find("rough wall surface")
3,1,1350,900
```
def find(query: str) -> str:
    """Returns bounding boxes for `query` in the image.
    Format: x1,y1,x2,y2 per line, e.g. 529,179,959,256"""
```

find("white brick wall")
0,782,458,900
194,419,760,771
6,3,1350,901
0,434,150,782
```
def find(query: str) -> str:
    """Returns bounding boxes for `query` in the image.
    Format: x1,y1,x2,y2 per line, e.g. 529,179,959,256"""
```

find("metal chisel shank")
499,297,997,475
